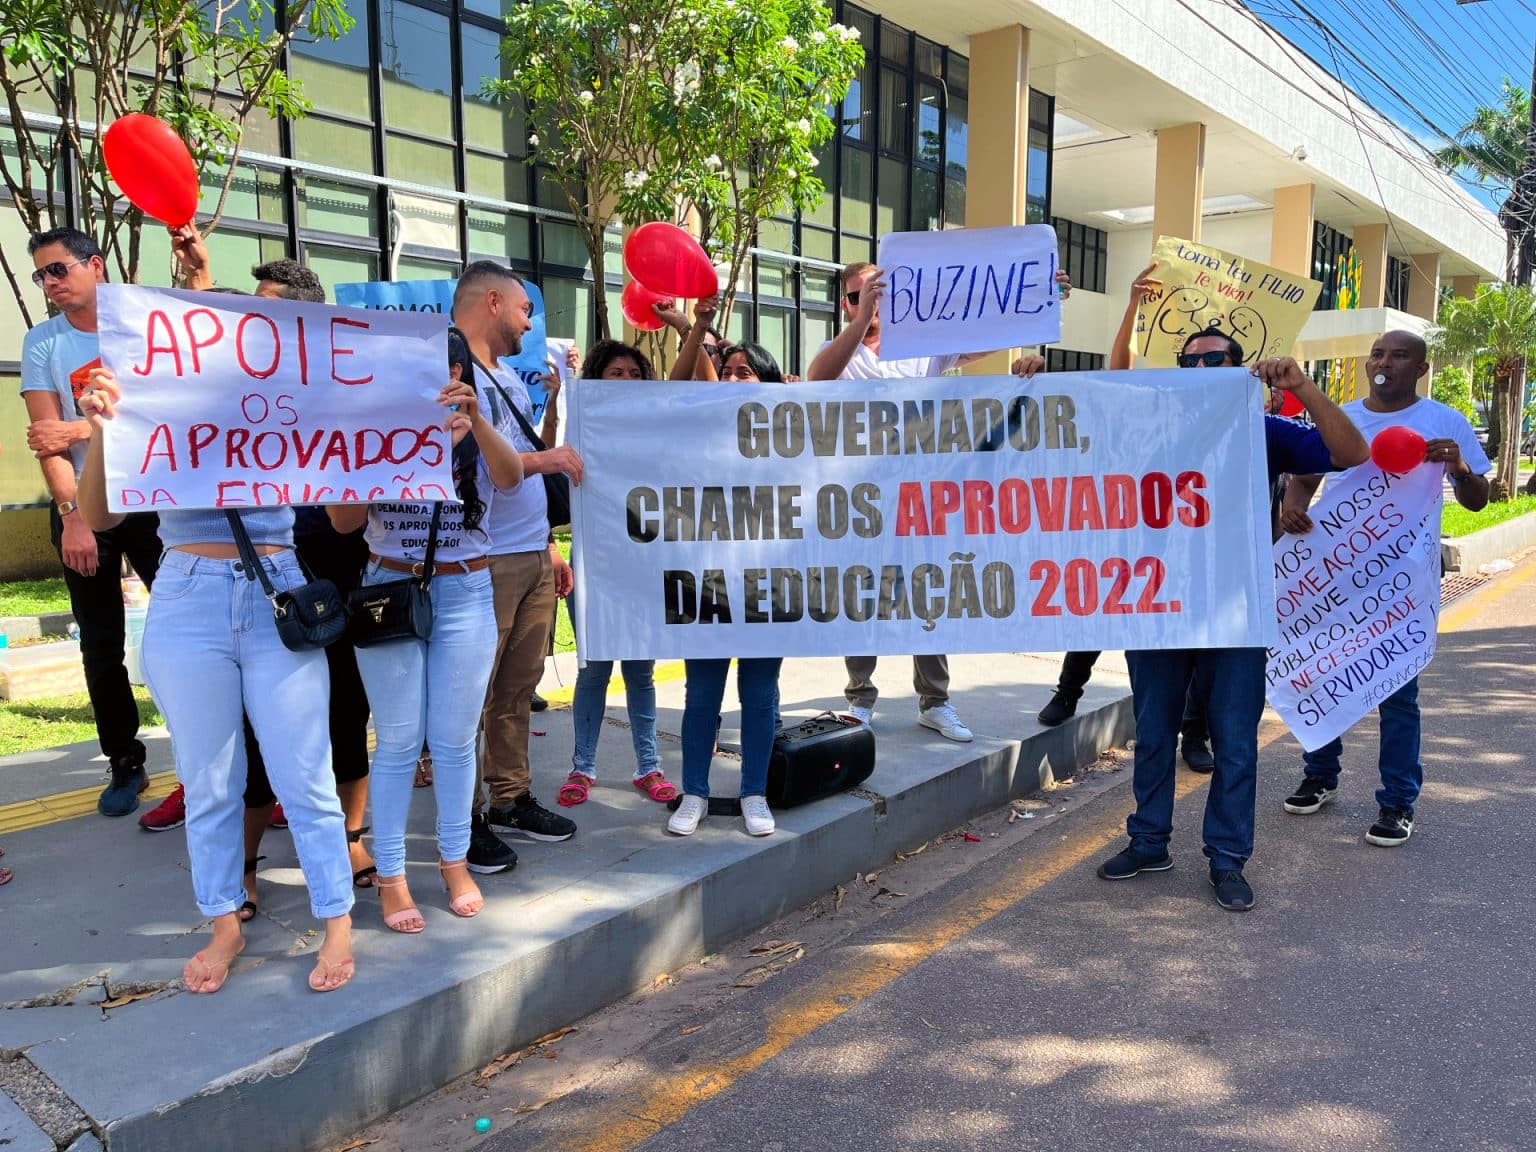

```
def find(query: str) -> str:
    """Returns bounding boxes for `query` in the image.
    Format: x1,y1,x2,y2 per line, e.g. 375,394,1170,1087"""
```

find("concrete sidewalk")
0,651,1132,1152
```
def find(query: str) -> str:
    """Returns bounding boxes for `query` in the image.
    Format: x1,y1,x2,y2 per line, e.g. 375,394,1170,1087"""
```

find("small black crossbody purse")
346,502,441,648
225,511,349,652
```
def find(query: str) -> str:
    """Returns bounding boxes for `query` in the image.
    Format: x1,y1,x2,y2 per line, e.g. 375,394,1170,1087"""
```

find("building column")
1452,275,1479,299
1152,123,1206,245
963,25,1031,375
1270,184,1315,277
1407,252,1442,397
1346,222,1389,403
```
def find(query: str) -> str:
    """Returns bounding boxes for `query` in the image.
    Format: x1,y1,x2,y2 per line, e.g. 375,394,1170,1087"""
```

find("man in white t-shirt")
453,263,585,872
1277,329,1491,848
806,260,1058,743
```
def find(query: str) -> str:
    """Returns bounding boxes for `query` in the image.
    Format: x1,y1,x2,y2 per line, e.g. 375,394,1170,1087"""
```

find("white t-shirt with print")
816,340,961,381
1342,396,1492,480
19,313,100,479
481,364,552,556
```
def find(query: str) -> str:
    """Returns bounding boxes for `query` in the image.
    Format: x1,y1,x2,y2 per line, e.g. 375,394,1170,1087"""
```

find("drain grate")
1440,572,1488,607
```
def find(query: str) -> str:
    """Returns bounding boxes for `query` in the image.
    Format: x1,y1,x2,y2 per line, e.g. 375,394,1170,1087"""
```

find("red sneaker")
269,804,288,830
139,784,186,832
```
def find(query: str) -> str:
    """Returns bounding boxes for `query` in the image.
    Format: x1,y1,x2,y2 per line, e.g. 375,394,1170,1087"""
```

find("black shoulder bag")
485,368,571,531
225,511,348,652
345,502,440,648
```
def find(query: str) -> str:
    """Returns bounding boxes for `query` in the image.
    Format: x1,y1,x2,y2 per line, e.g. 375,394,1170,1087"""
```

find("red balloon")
1277,390,1306,418
1370,425,1427,474
624,222,719,298
621,279,669,331
102,114,199,227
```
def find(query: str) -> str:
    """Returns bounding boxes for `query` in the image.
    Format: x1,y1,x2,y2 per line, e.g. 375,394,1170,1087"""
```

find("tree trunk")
1495,362,1524,501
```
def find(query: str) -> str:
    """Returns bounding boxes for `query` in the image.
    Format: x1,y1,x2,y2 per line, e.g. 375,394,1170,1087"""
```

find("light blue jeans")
141,550,352,921
571,660,660,780
354,561,496,876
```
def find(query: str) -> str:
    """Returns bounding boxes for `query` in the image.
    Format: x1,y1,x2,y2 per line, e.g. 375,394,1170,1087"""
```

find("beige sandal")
183,937,245,994
309,951,355,993
376,874,424,934
439,860,484,918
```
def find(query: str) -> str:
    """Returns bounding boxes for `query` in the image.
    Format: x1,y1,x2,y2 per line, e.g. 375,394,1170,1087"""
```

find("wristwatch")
56,500,78,516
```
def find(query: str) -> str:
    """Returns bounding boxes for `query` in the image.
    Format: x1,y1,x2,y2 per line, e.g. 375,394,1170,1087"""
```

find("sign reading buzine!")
569,369,1276,661
97,285,454,512
334,278,553,424
1265,463,1443,751
874,225,1062,360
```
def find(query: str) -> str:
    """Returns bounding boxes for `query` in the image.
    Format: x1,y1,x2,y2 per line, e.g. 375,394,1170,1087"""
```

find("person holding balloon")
1276,330,1490,848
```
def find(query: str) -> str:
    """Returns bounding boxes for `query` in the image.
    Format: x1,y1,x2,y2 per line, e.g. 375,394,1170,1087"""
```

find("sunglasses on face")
1178,350,1231,368
702,344,724,359
31,259,89,286
844,290,860,306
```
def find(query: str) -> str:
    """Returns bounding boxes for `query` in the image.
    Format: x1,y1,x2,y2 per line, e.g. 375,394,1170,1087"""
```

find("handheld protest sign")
95,286,453,512
875,224,1062,361
102,114,199,227
1134,237,1322,367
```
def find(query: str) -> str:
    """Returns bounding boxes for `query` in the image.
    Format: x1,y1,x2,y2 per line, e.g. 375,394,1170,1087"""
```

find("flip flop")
633,771,679,803
309,952,355,993
557,772,593,807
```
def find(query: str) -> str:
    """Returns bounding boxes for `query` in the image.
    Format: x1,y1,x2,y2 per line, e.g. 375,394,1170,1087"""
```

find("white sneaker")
847,705,873,724
667,794,708,836
741,794,776,837
918,704,973,742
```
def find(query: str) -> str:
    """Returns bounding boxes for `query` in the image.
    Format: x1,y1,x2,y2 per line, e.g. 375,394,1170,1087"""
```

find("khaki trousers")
477,549,555,810
843,655,950,712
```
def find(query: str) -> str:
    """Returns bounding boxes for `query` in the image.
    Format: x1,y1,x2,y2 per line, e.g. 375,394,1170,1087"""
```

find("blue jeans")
354,562,496,876
141,550,352,920
1124,647,1266,872
571,660,660,779
1302,676,1422,812
681,658,783,799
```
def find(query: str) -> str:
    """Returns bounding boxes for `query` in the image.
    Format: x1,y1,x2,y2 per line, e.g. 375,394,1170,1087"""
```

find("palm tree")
1433,80,1529,189
1428,284,1536,500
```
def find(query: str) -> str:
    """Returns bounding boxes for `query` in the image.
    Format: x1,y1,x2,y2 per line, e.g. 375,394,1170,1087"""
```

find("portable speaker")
765,712,876,809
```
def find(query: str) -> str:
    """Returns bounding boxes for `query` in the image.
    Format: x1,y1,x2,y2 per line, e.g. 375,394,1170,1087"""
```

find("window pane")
804,140,837,227
802,310,835,364
463,22,526,155
842,15,875,142
913,166,940,231
805,270,836,303
945,95,968,185
396,254,461,281
380,0,453,139
391,189,459,254
944,177,965,228
466,152,528,202
840,233,873,264
298,176,379,237
463,0,516,15
542,222,590,270
295,118,376,173
879,68,909,155
468,207,533,264
386,134,456,189
758,305,793,373
303,244,380,290
290,5,373,120
542,276,593,344
877,156,906,237
758,218,793,256
916,40,942,78
803,228,836,263
916,82,942,165
840,147,872,235
946,54,968,94
757,258,790,299
201,163,286,226
880,24,907,64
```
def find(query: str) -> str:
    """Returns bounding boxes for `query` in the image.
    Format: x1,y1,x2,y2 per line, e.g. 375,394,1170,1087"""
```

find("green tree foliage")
1428,284,1536,500
1429,363,1477,422
0,0,354,326
490,0,862,338
1433,79,1529,191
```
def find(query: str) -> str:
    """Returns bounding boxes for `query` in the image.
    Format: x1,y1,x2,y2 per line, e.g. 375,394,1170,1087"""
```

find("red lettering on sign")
330,316,373,385
135,311,184,376
182,308,225,373
140,423,176,474
236,313,282,379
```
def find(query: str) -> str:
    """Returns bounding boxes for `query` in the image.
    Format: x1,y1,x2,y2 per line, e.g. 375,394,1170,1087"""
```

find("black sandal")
348,826,377,888
238,855,265,922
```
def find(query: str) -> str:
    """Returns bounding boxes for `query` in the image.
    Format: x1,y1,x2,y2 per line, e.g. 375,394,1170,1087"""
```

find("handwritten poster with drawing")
876,224,1062,360
96,285,453,512
1134,236,1322,367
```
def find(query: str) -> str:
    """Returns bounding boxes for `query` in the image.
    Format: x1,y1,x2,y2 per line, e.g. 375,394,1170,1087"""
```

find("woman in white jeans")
328,332,523,932
77,367,360,994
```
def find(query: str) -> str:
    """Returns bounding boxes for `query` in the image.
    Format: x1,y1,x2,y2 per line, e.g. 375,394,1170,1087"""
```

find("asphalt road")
487,556,1536,1152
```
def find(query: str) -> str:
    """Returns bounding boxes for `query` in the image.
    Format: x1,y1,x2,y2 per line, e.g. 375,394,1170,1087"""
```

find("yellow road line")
1439,554,1536,632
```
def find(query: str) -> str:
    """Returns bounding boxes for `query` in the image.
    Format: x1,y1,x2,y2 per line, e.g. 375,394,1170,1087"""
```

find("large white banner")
875,225,1062,360
97,285,451,512
1266,463,1442,751
569,370,1277,661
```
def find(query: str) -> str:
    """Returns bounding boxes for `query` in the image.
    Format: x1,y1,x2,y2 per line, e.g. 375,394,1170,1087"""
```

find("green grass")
0,687,162,758
1442,495,1536,539
554,532,575,653
0,577,71,617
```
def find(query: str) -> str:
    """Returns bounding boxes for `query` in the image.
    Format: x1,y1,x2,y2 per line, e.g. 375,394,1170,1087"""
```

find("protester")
666,305,787,836
1277,330,1490,846
808,260,1070,741
456,263,583,866
21,228,163,817
77,364,355,993
559,341,673,809
329,331,524,930
1095,327,1369,912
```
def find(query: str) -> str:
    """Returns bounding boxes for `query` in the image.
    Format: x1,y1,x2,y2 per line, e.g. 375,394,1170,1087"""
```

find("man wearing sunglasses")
1095,326,1368,912
805,261,1061,744
21,228,165,818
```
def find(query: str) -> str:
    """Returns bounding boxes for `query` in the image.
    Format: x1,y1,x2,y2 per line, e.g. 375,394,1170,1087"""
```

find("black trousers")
243,523,372,808
50,508,162,764
1053,649,1207,741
